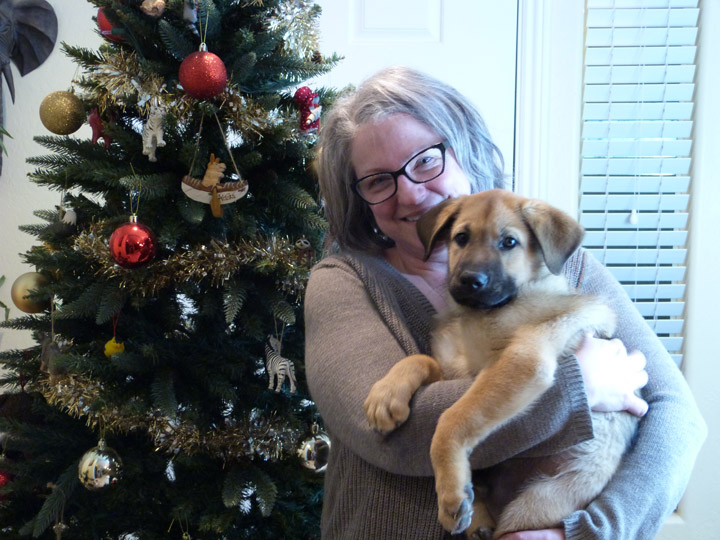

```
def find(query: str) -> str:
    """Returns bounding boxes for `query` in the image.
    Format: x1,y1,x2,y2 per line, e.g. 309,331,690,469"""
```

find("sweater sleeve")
562,251,707,540
304,256,594,477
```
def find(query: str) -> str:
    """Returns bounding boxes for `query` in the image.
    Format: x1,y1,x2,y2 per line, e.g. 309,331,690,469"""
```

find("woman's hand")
575,332,649,417
497,528,565,540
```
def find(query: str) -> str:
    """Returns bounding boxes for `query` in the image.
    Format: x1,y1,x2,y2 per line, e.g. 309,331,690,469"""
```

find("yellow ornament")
104,337,125,358
39,91,85,135
11,272,49,313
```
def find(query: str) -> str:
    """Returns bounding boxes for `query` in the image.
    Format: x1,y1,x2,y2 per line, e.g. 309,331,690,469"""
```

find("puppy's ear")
417,197,463,261
520,199,584,275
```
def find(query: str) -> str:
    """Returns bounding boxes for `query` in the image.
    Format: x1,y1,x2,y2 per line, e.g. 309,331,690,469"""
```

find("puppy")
364,190,638,538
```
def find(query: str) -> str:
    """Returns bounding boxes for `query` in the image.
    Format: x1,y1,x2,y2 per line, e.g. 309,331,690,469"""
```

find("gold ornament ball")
10,272,49,313
39,91,85,135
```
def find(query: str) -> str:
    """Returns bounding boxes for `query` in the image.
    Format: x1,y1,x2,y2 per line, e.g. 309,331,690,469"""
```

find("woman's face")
350,113,472,261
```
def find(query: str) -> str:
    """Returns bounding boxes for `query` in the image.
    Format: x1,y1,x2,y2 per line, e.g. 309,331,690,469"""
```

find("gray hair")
315,66,506,253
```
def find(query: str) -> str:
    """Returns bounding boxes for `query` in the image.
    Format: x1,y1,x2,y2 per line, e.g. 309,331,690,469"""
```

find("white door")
312,0,518,175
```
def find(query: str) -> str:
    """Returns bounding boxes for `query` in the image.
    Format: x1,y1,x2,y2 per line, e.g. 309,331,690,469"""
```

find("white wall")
0,1,100,351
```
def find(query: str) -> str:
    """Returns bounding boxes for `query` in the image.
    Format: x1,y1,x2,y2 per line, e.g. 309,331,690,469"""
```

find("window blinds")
580,0,698,366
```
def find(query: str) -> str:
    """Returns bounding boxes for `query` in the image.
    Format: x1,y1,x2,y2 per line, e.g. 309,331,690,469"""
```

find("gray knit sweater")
304,249,706,539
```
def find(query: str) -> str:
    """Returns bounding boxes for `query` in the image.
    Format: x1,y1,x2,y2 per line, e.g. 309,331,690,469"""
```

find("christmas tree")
0,1,338,537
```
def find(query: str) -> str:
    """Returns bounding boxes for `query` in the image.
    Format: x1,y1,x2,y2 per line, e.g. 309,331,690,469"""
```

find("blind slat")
583,102,694,121
607,266,686,282
582,139,692,158
585,45,697,65
623,283,685,299
580,211,688,229
581,157,691,175
588,248,687,265
588,8,699,27
584,65,695,85
583,83,694,103
649,319,685,334
580,193,688,211
581,175,690,193
584,230,687,247
634,301,685,317
586,27,697,47
582,120,692,138
588,0,698,8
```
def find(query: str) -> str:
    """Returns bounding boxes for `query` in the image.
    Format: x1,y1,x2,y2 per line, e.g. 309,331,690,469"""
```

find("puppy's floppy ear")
520,199,585,275
416,197,463,261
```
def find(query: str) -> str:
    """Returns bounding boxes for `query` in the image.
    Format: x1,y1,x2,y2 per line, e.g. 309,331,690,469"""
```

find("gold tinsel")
41,375,299,462
73,224,310,299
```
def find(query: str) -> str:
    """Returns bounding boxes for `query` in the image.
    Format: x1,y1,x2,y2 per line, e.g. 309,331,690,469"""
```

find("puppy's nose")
459,271,489,291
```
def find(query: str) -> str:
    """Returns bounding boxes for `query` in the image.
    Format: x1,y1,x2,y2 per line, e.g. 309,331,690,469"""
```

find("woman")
304,67,706,539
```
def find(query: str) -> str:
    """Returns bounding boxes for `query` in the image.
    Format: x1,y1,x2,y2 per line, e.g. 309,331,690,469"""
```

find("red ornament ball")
97,8,124,43
0,470,10,500
109,219,157,268
179,50,227,100
0,470,11,487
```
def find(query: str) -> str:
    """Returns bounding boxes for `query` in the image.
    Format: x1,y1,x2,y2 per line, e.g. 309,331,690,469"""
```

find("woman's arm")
304,258,595,477
562,252,707,540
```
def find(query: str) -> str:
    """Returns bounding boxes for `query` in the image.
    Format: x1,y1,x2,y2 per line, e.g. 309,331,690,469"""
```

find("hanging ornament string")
213,112,243,181
50,486,67,540
187,113,206,177
200,3,210,45
128,175,141,218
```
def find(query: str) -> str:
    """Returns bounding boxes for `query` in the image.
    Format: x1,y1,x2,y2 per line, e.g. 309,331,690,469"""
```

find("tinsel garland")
73,224,311,299
41,374,300,462
77,49,174,115
76,50,279,138
267,0,321,60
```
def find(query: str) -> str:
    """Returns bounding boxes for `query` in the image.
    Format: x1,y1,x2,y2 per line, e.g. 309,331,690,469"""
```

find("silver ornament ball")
78,439,123,490
298,432,331,473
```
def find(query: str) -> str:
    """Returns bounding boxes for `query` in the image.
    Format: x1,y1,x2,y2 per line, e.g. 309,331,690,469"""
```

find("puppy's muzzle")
449,267,517,309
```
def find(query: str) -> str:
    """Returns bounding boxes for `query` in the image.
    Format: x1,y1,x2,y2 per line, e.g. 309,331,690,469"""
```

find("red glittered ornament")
97,8,124,43
178,44,227,100
109,216,157,268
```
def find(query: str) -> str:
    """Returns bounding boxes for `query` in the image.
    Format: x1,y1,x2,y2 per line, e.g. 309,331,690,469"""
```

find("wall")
0,1,100,352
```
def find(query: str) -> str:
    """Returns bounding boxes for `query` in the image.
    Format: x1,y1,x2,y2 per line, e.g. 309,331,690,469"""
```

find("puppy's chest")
431,293,574,379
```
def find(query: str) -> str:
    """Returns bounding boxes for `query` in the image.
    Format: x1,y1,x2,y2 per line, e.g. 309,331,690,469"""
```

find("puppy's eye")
500,236,517,250
453,232,470,247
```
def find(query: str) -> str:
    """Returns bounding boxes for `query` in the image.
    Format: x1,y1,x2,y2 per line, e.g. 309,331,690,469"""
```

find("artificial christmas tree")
0,1,339,537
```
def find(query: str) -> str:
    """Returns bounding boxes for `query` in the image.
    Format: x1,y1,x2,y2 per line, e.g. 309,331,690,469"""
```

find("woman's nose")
395,174,425,204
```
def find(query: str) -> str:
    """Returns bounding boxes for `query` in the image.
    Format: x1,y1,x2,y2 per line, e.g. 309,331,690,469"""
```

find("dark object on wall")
0,0,58,173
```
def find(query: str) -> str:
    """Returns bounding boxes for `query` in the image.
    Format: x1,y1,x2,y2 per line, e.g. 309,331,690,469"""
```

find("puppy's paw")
437,481,475,535
363,377,413,433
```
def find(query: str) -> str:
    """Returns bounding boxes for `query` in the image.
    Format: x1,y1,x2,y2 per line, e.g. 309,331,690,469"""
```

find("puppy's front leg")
431,338,558,534
364,354,442,433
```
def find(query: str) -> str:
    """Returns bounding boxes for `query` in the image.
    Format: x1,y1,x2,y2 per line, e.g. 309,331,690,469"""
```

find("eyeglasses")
351,141,448,205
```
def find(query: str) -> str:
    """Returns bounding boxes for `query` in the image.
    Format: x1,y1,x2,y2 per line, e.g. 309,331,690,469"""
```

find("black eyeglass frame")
351,141,449,205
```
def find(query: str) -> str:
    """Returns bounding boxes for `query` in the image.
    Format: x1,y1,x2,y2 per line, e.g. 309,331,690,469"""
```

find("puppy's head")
417,189,584,308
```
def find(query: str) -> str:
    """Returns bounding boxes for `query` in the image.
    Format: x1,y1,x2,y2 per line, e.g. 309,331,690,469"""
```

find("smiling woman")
304,66,705,540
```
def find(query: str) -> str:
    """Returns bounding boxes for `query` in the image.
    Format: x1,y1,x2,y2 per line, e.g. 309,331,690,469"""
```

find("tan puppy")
364,190,638,538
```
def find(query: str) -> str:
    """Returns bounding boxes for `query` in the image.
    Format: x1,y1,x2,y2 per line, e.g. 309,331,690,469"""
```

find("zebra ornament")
265,335,297,394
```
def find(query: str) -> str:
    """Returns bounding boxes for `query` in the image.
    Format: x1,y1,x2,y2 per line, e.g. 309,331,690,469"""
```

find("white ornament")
142,104,166,162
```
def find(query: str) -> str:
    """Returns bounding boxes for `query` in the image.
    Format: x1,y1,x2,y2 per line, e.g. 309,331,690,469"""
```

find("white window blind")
580,0,698,366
